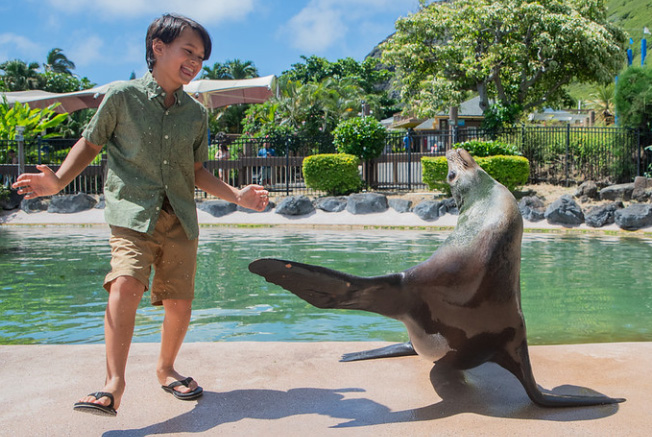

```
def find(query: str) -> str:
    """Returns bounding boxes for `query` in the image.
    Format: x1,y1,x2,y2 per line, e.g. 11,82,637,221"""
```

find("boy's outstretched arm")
13,138,103,200
194,163,269,211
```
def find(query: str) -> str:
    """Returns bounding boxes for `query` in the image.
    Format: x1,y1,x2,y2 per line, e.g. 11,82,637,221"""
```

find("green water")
1,226,650,345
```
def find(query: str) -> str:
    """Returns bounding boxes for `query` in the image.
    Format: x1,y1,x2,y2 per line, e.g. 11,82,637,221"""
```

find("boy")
13,14,268,416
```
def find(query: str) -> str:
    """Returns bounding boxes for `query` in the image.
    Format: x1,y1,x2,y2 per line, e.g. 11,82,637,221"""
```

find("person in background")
215,144,230,181
257,140,275,186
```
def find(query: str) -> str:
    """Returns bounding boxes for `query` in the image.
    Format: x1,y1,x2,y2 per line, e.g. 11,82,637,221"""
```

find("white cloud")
0,33,41,59
68,35,105,67
47,0,257,23
279,0,417,53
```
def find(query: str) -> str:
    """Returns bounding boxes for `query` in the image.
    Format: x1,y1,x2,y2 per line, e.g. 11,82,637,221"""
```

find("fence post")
565,124,570,186
407,129,412,191
16,126,25,176
636,129,641,177
285,137,290,196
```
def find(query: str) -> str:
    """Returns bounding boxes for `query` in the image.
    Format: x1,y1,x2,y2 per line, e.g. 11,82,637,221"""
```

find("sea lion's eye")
447,170,456,181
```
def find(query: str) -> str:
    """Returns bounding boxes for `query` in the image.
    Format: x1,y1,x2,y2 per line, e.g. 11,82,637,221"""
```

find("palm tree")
587,83,615,125
44,48,75,75
201,59,258,80
0,59,43,91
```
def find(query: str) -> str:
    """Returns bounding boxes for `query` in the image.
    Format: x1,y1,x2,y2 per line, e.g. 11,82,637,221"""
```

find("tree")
382,0,627,123
614,65,652,131
201,59,259,80
44,48,75,75
0,59,43,91
587,83,615,125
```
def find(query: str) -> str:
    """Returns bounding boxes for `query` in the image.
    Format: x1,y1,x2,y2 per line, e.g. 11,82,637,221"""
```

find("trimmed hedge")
421,155,530,193
303,153,363,195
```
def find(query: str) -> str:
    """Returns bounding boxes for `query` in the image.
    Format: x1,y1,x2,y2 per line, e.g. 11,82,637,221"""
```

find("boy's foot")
73,392,118,416
161,376,203,400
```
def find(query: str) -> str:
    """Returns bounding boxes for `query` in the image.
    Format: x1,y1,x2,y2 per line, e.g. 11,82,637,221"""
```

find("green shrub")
303,153,363,195
332,117,387,161
421,155,530,193
475,155,530,191
454,140,521,157
421,156,450,194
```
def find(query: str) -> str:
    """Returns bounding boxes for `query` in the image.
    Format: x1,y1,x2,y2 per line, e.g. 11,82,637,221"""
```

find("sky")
1,0,421,86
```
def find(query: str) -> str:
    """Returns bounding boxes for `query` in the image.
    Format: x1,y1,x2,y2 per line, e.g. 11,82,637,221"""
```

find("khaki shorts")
104,209,198,305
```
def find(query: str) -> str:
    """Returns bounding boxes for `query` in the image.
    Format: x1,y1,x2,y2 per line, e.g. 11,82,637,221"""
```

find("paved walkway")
1,342,649,436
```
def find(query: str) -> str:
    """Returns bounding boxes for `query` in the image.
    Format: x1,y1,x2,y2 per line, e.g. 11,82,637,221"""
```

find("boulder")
413,200,440,221
275,195,315,216
21,197,50,213
574,181,599,203
0,188,23,210
632,176,652,202
345,193,388,214
544,194,584,227
47,193,97,214
388,198,412,213
315,196,347,213
614,204,652,230
584,202,623,228
438,197,458,216
518,196,545,222
599,183,634,201
197,200,237,217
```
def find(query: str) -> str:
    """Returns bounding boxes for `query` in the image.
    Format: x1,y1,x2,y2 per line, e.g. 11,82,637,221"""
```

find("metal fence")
2,126,650,200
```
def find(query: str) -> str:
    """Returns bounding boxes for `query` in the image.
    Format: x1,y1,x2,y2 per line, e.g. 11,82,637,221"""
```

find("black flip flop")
73,391,117,416
161,377,203,400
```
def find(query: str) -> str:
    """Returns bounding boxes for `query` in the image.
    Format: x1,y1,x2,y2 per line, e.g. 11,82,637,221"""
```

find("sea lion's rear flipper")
495,341,626,407
340,342,417,362
249,258,407,318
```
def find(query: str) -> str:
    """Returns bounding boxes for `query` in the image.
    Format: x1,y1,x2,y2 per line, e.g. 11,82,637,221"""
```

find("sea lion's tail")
496,341,626,407
249,258,406,318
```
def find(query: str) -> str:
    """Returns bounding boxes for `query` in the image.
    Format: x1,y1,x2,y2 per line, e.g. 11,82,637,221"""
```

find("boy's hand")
237,184,269,211
12,165,62,199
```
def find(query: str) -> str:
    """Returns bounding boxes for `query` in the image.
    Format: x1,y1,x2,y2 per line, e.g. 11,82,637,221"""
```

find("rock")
21,197,50,213
614,204,652,230
47,193,97,214
584,202,623,228
315,196,347,213
413,200,440,221
0,188,23,210
345,193,388,214
438,197,458,216
197,200,237,217
237,201,275,213
94,194,105,209
275,195,315,216
388,198,412,213
544,195,584,227
574,181,599,200
599,183,634,201
632,177,652,202
518,196,545,222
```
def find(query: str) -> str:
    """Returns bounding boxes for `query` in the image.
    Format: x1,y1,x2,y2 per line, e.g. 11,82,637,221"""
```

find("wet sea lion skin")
249,149,625,407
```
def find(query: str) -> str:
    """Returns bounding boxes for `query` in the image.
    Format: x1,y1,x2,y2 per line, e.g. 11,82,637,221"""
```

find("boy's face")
152,28,205,89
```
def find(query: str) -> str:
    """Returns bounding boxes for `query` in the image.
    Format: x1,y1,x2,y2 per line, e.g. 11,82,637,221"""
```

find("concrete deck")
1,341,649,436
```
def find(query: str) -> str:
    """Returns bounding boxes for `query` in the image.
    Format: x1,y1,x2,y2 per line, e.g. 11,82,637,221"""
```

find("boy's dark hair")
146,14,212,71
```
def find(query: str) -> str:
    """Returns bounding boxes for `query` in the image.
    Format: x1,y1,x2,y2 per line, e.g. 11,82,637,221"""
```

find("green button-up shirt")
83,72,208,240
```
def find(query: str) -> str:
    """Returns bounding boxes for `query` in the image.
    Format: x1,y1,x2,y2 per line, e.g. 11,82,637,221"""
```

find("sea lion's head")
446,148,492,211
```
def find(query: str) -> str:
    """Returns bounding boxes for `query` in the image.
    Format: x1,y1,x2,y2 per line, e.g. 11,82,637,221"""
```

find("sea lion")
249,148,624,407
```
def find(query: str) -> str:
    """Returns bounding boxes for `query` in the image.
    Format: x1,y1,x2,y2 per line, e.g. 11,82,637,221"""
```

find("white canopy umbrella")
1,75,277,113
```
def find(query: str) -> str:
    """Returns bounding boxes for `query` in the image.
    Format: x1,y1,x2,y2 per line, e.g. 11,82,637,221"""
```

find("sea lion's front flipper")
496,341,626,407
249,258,407,318
340,342,417,362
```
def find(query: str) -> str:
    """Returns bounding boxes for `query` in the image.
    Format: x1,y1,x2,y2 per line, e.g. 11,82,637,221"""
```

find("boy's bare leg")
157,298,199,393
77,276,145,411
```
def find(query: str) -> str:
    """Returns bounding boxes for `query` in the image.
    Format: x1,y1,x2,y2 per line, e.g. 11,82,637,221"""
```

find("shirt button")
165,185,169,190
165,111,169,116
156,206,160,211
164,135,169,139
163,160,168,165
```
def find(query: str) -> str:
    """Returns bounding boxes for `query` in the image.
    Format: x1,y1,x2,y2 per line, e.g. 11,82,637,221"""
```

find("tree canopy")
614,65,652,131
382,0,627,123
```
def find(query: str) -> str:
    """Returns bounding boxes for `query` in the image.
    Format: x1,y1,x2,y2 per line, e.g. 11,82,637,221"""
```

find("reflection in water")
0,227,650,345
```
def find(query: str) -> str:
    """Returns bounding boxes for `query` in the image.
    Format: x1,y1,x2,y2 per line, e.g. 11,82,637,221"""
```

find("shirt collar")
143,72,184,106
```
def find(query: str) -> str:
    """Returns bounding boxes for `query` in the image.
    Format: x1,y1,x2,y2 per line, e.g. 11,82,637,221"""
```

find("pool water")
1,226,650,345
